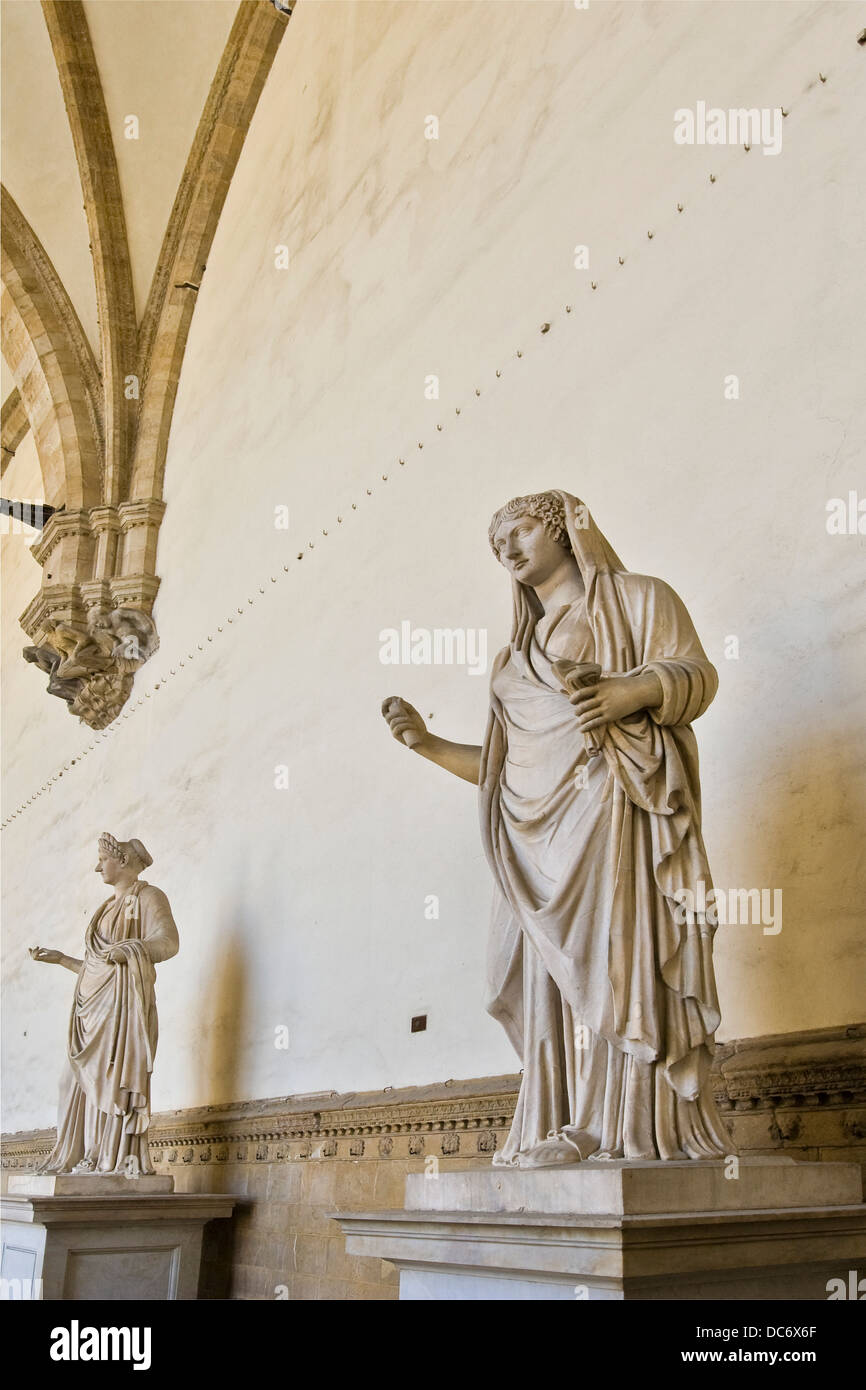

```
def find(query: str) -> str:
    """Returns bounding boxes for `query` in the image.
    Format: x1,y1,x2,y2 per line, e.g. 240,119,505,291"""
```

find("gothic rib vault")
1,0,291,728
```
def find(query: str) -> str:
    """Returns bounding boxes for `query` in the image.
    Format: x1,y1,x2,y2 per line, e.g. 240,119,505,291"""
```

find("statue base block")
336,1158,866,1300
7,1173,175,1197
1,1174,237,1301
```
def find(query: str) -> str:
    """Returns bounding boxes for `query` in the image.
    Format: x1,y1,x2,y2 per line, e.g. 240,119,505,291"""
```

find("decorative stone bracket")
19,499,165,729
2,0,290,731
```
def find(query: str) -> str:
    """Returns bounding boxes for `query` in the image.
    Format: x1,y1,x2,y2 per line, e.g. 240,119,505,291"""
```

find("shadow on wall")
191,920,250,1298
194,928,249,1107
718,723,866,1028
777,723,866,909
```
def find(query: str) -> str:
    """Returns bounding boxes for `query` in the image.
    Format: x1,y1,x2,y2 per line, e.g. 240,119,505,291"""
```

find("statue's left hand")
106,945,128,964
570,673,662,732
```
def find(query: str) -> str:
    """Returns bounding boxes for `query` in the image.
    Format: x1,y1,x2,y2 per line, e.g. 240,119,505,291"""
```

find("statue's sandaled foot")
518,1139,582,1168
512,1129,600,1167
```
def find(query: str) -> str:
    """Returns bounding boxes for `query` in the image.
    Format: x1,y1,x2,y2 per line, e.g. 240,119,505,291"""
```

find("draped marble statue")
383,490,732,1166
30,833,179,1175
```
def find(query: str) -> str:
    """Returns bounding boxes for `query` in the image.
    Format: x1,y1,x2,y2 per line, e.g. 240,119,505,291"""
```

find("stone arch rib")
42,0,137,506
131,0,290,502
1,186,102,509
1,388,31,478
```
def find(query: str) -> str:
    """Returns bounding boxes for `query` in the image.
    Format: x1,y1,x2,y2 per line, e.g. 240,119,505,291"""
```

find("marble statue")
383,490,732,1167
30,833,179,1175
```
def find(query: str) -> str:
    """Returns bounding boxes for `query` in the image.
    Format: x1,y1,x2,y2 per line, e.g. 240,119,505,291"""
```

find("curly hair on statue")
488,492,571,558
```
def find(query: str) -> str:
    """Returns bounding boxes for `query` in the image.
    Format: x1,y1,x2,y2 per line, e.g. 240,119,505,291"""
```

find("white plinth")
336,1158,866,1301
7,1174,175,1197
1,1174,238,1301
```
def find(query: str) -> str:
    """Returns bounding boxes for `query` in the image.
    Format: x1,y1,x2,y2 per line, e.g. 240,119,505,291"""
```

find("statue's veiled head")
489,492,573,590
95,831,153,884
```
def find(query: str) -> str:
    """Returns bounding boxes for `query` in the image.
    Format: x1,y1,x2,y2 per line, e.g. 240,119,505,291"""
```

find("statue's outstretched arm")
29,947,82,973
382,697,482,785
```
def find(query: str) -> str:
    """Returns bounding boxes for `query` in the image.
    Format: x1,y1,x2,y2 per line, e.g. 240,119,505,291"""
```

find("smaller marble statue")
30,833,179,1176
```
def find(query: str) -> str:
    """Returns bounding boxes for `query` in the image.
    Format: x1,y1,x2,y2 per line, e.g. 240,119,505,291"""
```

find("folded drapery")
480,492,731,1164
39,881,178,1175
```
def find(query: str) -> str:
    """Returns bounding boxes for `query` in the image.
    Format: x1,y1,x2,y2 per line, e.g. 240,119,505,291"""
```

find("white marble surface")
406,1157,862,1215
7,1173,175,1197
337,1158,866,1300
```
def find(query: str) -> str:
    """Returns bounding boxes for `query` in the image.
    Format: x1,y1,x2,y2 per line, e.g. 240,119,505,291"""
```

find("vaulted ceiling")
1,0,292,728
3,0,241,368
2,0,291,491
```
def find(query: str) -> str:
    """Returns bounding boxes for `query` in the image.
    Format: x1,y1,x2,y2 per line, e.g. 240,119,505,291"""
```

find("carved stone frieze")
718,1024,866,1103
4,1027,863,1173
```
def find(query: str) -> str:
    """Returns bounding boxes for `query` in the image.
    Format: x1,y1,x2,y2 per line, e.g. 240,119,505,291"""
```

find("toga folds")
480,492,732,1164
39,880,179,1175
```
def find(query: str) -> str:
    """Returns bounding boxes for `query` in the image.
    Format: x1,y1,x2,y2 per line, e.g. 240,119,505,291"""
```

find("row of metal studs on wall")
0,57,849,830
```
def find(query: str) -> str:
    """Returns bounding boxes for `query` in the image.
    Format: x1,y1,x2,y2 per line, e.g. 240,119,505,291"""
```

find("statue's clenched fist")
381,696,427,749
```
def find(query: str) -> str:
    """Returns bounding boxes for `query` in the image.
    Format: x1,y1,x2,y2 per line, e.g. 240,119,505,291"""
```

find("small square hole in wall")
411,1014,427,1033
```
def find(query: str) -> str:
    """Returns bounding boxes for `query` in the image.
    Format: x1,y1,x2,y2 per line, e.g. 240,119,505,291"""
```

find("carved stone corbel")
19,499,164,729
4,0,291,730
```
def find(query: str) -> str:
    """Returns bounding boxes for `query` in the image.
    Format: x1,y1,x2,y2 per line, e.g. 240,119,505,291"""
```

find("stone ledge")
337,1204,866,1300
1,1193,239,1225
8,1173,174,1196
3,1023,863,1170
335,1158,866,1301
337,1204,866,1234
404,1157,862,1216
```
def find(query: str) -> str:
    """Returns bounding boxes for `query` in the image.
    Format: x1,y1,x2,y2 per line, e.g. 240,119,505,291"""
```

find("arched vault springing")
3,0,291,728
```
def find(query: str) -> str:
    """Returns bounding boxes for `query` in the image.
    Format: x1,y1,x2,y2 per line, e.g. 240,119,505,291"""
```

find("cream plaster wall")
3,0,865,1132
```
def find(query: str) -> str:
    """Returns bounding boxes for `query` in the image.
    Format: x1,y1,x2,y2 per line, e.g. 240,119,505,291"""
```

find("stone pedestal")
336,1158,866,1300
1,1174,238,1301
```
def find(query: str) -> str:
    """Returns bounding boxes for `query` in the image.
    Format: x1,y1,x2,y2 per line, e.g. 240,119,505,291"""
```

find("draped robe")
39,880,179,1175
480,493,732,1164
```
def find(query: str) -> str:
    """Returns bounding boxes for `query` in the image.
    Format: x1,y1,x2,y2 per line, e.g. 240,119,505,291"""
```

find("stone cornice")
19,583,85,640
88,506,122,533
117,498,167,530
719,1022,866,1104
29,510,91,568
109,575,161,607
1,1193,238,1224
3,1024,864,1172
